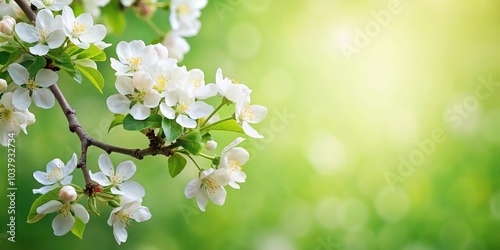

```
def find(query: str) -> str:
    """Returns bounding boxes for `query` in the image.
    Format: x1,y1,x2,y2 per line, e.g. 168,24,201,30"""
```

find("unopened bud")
59,186,77,202
205,140,217,151
153,44,169,61
0,79,7,93
0,16,15,34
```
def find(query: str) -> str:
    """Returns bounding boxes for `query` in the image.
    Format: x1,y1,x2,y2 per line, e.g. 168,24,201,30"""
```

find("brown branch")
16,0,177,196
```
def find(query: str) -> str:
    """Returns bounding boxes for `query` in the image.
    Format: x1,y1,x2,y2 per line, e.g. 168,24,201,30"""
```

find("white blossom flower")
235,100,267,138
82,0,110,17
110,40,158,76
8,63,57,110
162,31,190,61
0,78,7,92
33,153,77,194
36,196,89,236
214,68,251,104
30,0,72,11
61,6,106,49
15,9,65,55
184,68,217,99
0,92,34,146
185,168,230,211
89,153,145,199
106,71,161,120
219,137,248,189
108,196,151,245
169,0,207,37
0,15,15,34
149,59,184,95
160,89,213,128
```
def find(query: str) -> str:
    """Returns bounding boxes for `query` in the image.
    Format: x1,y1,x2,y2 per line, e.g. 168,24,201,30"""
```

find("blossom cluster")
32,153,151,245
0,4,108,146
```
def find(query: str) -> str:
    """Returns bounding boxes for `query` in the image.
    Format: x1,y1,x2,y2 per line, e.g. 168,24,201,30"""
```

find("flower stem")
198,152,215,160
186,154,202,171
199,98,230,128
144,17,165,37
200,116,234,131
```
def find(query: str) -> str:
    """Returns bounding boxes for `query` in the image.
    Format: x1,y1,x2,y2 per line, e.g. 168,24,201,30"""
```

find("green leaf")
76,44,106,62
65,45,84,56
123,114,162,131
28,56,47,76
162,118,183,142
48,49,78,79
201,133,213,143
0,50,24,68
168,153,187,178
71,216,86,240
102,4,126,35
27,187,62,223
177,131,203,155
108,114,125,133
201,119,244,134
76,65,104,93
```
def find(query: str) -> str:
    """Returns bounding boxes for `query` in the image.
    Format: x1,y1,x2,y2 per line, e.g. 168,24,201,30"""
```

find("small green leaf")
168,153,187,178
162,118,183,142
201,119,244,134
102,4,126,35
28,56,47,76
76,65,104,93
201,133,213,143
48,49,78,79
65,45,84,56
0,50,24,68
27,187,62,223
177,131,203,155
108,114,125,133
76,45,106,61
123,114,162,131
71,216,86,239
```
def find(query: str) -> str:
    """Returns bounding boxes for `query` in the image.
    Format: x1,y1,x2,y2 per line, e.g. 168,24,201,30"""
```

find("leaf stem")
198,152,215,160
144,17,165,37
199,98,229,128
200,116,234,131
185,154,202,171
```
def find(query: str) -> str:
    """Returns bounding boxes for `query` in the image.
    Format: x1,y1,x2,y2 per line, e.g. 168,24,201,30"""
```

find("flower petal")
176,114,196,128
160,102,176,119
63,153,78,177
115,160,136,181
98,153,115,177
14,23,38,43
89,171,112,186
143,91,161,108
30,43,50,56
117,180,145,199
115,76,134,95
12,88,31,110
242,121,263,138
8,63,29,85
32,88,55,109
196,191,208,212
72,203,90,223
130,103,150,120
221,137,245,155
186,101,213,119
33,171,53,185
52,213,75,236
36,69,58,87
113,221,128,245
36,200,62,214
33,184,58,194
106,94,131,114
185,178,201,199
130,206,151,222
209,186,227,206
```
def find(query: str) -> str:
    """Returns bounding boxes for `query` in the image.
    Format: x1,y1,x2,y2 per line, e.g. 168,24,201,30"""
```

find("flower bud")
0,79,7,93
59,186,77,202
0,16,15,34
205,140,217,151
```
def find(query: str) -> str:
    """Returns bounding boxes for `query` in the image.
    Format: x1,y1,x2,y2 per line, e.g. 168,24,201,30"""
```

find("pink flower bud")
0,16,15,34
59,186,77,202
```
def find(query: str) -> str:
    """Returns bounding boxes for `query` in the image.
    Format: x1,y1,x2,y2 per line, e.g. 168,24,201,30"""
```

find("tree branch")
14,1,176,195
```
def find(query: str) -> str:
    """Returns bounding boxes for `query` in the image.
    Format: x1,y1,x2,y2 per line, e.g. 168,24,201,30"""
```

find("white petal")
196,192,208,212
221,137,245,155
212,169,230,186
52,213,74,236
186,101,213,119
246,105,267,123
72,203,90,223
46,30,66,49
14,23,38,43
113,221,128,245
209,186,226,206
106,94,131,114
80,24,106,44
12,88,31,110
130,103,150,120
36,200,62,214
8,63,29,85
242,122,263,138
33,184,58,194
130,206,151,222
228,147,250,166
60,175,73,185
132,70,154,91
30,43,50,56
33,171,53,185
176,114,196,128
228,181,240,189
117,180,145,199
196,84,217,99
160,102,176,119
89,171,112,186
32,88,55,109
115,76,134,95
115,160,136,181
143,91,161,108
63,153,78,177
110,58,131,76
185,178,201,199
98,153,115,177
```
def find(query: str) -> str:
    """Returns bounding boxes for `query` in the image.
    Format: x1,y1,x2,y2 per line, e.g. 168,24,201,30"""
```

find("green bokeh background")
2,0,500,249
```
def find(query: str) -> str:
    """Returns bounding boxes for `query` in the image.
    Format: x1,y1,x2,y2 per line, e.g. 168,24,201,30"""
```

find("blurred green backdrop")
2,0,500,249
